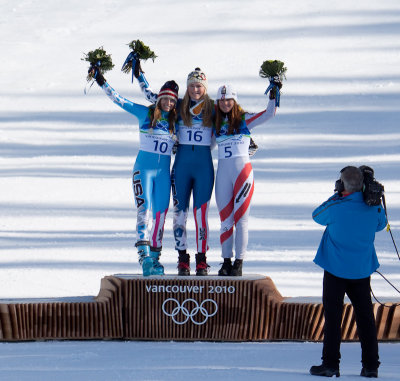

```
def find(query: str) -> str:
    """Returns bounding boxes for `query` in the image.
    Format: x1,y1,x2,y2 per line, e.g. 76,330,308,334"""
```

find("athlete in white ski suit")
214,85,276,263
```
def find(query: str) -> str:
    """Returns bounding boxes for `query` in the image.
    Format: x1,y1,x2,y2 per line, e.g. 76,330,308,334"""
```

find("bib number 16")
187,130,203,142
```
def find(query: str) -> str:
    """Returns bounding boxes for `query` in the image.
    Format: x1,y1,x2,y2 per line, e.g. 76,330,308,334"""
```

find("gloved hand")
122,52,143,80
269,75,282,100
89,64,106,86
248,137,259,157
172,140,179,155
271,75,283,89
134,58,143,78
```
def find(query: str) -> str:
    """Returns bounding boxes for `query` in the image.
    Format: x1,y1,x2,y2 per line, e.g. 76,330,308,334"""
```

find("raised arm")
90,65,149,125
121,51,158,104
136,72,158,104
312,194,339,226
244,98,276,131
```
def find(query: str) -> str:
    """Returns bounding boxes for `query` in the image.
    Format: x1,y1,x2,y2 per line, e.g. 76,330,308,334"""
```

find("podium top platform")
114,274,268,281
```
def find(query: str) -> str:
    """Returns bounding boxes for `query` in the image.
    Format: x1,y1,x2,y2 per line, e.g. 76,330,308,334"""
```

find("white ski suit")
215,99,276,259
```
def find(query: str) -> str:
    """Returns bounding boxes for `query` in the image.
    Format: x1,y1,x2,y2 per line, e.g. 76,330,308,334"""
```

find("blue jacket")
312,191,387,279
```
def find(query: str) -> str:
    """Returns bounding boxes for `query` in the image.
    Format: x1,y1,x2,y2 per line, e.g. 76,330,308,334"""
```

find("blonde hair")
215,100,245,134
180,91,214,128
150,104,177,133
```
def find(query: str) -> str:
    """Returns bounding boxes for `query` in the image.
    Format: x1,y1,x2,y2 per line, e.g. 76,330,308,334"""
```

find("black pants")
322,271,380,369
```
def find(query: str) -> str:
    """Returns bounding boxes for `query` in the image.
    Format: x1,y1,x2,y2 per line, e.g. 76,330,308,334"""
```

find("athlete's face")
159,97,176,112
187,83,206,101
218,98,235,113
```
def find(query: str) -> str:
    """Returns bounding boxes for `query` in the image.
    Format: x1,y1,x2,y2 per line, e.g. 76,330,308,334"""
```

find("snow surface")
0,0,400,379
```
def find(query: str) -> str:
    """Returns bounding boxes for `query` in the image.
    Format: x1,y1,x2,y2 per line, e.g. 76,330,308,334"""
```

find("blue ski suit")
101,82,176,248
137,74,214,253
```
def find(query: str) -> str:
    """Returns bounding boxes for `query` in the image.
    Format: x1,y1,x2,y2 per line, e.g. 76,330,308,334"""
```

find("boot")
195,253,209,276
218,258,232,276
150,246,164,276
309,364,340,377
360,368,378,378
177,251,190,276
231,259,243,276
136,241,152,276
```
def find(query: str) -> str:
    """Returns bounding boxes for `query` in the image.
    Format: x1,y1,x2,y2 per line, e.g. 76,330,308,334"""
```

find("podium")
118,275,283,341
0,275,399,342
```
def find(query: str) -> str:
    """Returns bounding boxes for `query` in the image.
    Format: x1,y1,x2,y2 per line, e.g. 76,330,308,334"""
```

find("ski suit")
215,99,276,259
101,82,176,248
137,74,214,253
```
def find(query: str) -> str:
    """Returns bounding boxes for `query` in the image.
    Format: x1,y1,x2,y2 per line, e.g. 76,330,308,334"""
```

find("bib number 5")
224,146,232,158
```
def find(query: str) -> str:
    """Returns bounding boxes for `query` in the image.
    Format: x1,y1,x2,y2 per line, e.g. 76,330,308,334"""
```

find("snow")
1,0,400,379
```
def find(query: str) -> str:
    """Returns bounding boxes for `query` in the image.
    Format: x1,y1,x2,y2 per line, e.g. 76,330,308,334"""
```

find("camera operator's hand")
334,179,344,196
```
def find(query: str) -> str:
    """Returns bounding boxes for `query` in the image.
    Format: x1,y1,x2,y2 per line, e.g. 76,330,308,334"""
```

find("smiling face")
159,97,176,112
218,98,235,113
187,83,206,101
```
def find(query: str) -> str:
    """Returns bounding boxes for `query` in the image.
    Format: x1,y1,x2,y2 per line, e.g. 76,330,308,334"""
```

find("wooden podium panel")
116,275,283,341
0,274,399,342
0,276,123,341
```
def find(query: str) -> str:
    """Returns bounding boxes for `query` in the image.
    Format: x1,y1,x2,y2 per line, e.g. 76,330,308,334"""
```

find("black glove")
269,76,282,100
134,58,143,78
248,137,259,157
172,140,179,155
89,65,106,86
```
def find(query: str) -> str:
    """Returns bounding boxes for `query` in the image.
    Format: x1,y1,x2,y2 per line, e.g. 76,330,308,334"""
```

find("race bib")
139,132,175,155
217,135,250,159
178,125,212,146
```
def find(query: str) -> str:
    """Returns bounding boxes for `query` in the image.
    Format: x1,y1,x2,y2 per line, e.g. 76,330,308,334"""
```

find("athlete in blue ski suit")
90,67,179,276
135,67,214,275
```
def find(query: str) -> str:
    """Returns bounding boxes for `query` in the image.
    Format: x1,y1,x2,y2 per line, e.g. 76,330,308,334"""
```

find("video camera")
334,165,385,206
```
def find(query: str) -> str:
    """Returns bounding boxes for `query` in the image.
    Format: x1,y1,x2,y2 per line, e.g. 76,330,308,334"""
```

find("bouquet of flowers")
121,39,157,75
259,60,287,107
259,60,287,81
81,47,114,82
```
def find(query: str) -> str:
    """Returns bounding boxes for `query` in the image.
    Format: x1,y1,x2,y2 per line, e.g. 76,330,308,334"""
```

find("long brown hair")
150,103,177,133
215,100,245,135
180,91,214,127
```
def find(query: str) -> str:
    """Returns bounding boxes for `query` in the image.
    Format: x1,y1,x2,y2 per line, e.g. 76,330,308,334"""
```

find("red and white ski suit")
215,99,276,259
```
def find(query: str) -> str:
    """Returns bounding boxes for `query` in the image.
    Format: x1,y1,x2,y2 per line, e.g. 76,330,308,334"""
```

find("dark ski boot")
218,258,233,276
177,251,190,276
195,253,209,276
231,259,243,276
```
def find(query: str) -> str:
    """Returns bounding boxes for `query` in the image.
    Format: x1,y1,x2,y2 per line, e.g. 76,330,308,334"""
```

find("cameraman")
310,166,387,378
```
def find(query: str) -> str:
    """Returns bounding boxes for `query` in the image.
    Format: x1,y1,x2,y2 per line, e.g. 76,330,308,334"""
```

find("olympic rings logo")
162,298,218,325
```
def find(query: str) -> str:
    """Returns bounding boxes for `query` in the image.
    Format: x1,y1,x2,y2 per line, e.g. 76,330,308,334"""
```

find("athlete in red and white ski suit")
215,86,276,261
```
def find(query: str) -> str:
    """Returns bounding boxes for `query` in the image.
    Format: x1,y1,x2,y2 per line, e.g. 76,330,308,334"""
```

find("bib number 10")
187,130,203,142
153,140,168,153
